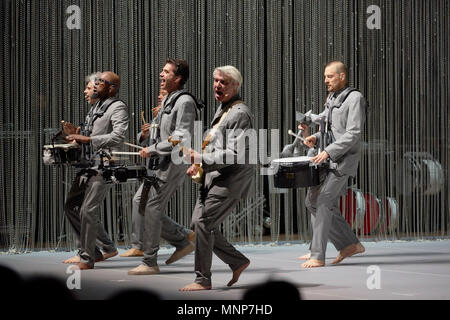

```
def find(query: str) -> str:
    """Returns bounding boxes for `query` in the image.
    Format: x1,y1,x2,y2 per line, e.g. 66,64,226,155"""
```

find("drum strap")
138,176,162,216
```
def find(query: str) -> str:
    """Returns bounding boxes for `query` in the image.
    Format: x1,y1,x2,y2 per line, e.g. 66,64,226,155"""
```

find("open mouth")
215,90,224,98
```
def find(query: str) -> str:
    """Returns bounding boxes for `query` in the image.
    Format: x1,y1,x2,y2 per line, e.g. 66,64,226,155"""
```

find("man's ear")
174,75,182,86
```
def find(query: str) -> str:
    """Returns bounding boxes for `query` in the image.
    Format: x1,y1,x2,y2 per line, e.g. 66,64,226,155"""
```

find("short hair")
325,61,347,76
85,72,101,84
166,58,189,87
213,66,243,91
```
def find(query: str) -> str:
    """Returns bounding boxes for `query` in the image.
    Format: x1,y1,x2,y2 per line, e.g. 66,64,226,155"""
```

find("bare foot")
227,261,250,287
301,259,325,268
179,283,212,291
331,243,365,265
62,256,80,264
297,253,311,260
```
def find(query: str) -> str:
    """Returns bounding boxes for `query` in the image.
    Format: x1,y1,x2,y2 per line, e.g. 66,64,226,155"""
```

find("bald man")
63,71,129,270
62,72,119,265
299,61,366,268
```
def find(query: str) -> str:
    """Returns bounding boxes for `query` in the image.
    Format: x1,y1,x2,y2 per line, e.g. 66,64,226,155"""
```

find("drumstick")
123,142,144,150
111,151,141,156
141,111,147,124
288,130,306,143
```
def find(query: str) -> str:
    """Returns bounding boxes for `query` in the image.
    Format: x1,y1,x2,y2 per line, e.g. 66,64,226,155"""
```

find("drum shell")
42,146,82,165
102,165,147,184
273,162,321,188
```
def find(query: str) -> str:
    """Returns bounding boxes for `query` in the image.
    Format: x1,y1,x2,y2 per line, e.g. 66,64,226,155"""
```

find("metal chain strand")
0,0,448,252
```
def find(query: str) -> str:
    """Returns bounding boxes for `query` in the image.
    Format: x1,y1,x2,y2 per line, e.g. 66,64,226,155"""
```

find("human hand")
141,123,151,140
187,164,200,176
298,123,309,137
304,135,316,148
139,147,151,158
62,121,78,135
311,150,329,164
65,134,90,144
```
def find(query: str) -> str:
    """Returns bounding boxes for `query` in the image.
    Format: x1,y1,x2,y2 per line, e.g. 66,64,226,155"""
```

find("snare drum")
42,144,82,165
102,165,147,184
271,156,321,188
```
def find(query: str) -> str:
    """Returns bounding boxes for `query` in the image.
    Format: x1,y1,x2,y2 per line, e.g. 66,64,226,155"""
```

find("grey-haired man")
180,66,253,291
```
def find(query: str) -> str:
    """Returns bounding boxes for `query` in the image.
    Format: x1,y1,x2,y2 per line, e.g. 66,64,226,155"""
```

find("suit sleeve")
90,103,129,149
148,98,196,156
202,110,252,173
325,94,366,161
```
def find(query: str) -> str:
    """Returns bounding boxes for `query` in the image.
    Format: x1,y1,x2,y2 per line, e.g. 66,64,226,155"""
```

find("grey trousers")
191,193,250,287
142,178,191,267
64,173,115,266
305,170,359,261
131,182,191,250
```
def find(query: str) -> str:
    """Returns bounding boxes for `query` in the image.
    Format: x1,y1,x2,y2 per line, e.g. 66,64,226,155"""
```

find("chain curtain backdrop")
0,0,448,252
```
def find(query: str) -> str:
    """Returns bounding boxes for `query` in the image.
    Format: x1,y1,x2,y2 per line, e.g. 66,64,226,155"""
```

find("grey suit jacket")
315,88,367,177
142,89,197,182
202,95,254,200
89,99,129,153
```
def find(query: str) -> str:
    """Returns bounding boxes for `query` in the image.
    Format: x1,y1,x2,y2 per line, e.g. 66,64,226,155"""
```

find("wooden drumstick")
141,111,147,124
123,142,144,150
288,129,305,143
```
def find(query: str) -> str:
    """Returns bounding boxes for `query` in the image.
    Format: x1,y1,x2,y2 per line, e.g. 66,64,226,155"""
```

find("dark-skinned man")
63,71,128,270
61,72,120,265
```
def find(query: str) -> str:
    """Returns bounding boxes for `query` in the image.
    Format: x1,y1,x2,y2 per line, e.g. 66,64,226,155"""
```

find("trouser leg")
131,183,145,250
79,175,110,267
161,215,192,249
142,180,190,267
191,194,249,287
64,176,111,258
307,172,359,261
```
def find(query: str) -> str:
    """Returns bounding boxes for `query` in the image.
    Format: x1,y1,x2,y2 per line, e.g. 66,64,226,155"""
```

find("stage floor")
1,239,449,300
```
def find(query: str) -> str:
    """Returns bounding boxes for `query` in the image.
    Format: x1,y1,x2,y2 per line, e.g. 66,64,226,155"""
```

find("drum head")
272,156,312,165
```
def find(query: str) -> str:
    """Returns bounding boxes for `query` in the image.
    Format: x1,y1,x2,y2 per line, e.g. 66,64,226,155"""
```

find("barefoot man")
299,61,367,268
180,66,254,291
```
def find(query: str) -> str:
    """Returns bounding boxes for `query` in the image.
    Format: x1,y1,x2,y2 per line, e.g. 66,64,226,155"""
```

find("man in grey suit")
62,73,119,265
180,65,253,291
121,88,194,259
128,59,197,275
64,71,129,270
300,61,366,268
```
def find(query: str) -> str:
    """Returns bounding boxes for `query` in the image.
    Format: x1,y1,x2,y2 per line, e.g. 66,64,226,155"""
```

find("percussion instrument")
271,156,321,188
42,143,82,165
362,193,382,235
340,188,365,232
379,197,399,233
102,165,147,184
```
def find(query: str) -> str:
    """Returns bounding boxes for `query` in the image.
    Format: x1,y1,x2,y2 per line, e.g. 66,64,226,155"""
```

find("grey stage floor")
1,239,450,300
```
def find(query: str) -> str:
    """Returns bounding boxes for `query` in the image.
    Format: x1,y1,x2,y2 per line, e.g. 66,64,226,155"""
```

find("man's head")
93,71,120,100
83,72,101,104
213,66,242,103
152,89,169,118
160,59,189,94
157,89,168,107
324,61,347,93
